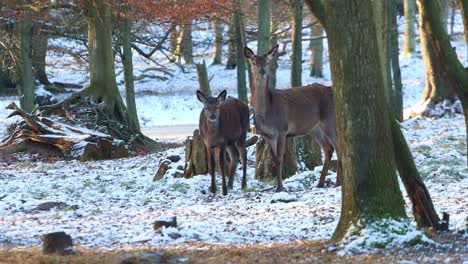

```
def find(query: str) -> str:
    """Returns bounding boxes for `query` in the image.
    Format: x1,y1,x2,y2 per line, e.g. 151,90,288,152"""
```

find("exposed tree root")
409,98,462,118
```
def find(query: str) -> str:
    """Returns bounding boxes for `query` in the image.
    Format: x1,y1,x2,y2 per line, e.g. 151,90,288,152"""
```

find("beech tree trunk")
120,18,141,132
226,20,237,69
17,3,35,113
403,0,416,55
212,19,223,65
310,22,324,77
305,0,407,241
416,0,468,163
31,26,51,86
196,60,211,96
388,0,403,120
290,0,303,88
233,0,248,103
86,0,132,130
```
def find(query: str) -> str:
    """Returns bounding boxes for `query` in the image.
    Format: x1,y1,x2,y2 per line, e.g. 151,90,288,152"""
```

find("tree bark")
86,0,130,128
181,22,194,65
388,0,403,120
310,22,324,77
258,0,272,55
120,18,141,132
212,19,223,65
226,20,237,69
31,26,51,85
233,0,248,103
305,0,407,242
196,60,211,96
17,2,35,113
403,0,416,55
290,0,303,88
416,0,468,164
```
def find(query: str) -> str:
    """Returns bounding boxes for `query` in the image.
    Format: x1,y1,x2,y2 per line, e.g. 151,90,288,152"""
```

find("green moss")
44,84,65,93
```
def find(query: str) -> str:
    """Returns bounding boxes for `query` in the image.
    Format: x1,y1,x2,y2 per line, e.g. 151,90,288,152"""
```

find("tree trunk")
439,0,449,33
416,0,468,164
290,0,303,88
388,0,403,120
212,19,223,65
181,22,194,65
170,26,178,54
87,0,130,127
403,0,416,55
389,115,444,230
305,0,407,242
268,19,278,90
18,4,35,113
31,27,51,85
196,60,211,96
310,22,324,77
258,0,272,55
120,18,141,132
226,20,237,70
233,1,248,103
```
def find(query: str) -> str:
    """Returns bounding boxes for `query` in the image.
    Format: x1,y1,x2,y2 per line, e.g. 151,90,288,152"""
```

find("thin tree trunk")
439,0,449,34
310,22,324,77
212,19,223,65
226,20,237,69
196,60,211,96
290,0,303,88
233,0,248,103
403,0,416,55
388,0,403,120
389,115,444,230
258,0,272,55
170,26,178,54
31,28,51,85
181,22,193,65
18,5,34,113
120,18,141,132
268,20,278,90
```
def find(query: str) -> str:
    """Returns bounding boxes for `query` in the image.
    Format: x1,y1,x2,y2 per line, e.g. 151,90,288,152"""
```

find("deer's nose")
210,115,216,120
260,68,266,76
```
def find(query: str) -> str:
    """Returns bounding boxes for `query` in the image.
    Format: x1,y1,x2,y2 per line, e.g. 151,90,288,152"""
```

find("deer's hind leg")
235,141,248,190
321,124,341,187
226,145,239,190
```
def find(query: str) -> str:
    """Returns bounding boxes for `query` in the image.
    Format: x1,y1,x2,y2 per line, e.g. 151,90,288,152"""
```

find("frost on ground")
0,114,466,254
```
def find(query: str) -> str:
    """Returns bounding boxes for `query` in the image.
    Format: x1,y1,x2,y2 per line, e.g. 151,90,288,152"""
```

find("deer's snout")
209,114,217,122
259,68,266,76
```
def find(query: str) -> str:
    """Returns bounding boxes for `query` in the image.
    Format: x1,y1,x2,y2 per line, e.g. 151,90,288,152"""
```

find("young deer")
197,90,250,195
244,45,341,192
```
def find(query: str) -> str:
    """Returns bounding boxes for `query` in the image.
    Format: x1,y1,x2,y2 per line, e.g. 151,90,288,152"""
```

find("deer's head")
244,45,279,84
197,90,227,125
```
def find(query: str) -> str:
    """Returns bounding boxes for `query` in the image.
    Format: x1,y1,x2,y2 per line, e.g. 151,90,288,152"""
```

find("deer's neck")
253,78,272,118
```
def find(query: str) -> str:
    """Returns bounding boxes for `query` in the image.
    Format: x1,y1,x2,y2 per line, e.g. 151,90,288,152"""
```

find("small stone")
167,155,181,163
271,192,298,204
42,231,74,255
33,202,68,212
153,216,177,230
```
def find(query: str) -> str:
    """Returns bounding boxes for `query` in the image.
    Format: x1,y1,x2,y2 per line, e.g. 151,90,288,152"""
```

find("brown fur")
197,90,249,195
245,45,341,191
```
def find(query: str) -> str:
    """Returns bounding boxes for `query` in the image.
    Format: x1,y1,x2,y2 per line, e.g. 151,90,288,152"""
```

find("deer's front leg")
270,136,286,192
218,146,228,196
208,147,216,194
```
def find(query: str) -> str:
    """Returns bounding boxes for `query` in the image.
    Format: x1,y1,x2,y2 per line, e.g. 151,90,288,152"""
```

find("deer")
244,45,341,192
196,90,250,196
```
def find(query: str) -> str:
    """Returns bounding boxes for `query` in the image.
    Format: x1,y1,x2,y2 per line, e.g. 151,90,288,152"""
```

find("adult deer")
244,45,341,192
197,90,249,195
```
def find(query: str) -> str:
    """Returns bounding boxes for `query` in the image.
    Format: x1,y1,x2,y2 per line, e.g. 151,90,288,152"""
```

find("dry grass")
1,235,467,264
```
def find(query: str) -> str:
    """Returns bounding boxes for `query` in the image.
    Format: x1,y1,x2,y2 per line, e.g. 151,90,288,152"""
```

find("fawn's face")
197,90,227,124
244,45,279,85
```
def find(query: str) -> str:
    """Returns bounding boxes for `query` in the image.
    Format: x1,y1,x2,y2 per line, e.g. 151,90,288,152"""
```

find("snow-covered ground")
0,14,466,253
0,114,466,251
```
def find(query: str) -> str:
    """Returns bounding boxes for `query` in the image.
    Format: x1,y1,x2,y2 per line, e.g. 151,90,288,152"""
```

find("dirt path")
141,124,198,141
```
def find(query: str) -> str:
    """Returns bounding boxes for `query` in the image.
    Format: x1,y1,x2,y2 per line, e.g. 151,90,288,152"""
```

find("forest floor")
0,233,466,264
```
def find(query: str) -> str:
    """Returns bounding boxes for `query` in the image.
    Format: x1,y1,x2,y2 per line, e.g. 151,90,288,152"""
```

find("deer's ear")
244,47,255,59
217,90,227,102
265,45,279,61
196,90,206,103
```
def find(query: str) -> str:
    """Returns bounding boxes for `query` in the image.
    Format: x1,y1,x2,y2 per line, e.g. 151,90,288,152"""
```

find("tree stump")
255,135,322,181
42,231,74,255
183,129,208,178
0,102,128,161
